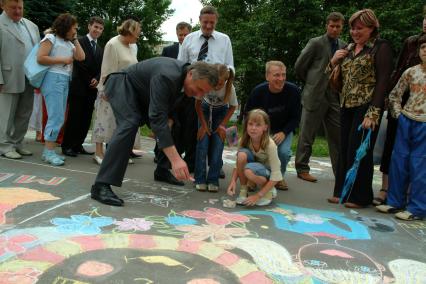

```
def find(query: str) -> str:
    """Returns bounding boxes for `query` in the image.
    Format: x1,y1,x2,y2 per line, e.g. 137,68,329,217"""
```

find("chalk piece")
223,199,236,208
350,210,359,215
209,199,219,204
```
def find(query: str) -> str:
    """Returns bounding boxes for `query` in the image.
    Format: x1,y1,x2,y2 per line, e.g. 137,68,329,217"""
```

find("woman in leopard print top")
327,9,393,208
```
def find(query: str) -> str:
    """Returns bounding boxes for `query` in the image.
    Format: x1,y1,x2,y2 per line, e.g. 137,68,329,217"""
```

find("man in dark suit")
294,12,345,182
61,16,104,157
153,21,192,185
90,58,219,206
161,21,191,58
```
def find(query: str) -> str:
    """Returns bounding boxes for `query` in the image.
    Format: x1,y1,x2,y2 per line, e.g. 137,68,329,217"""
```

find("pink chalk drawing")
320,249,354,259
0,187,59,225
0,234,38,256
13,175,66,186
176,223,250,242
181,207,250,226
77,261,114,277
0,267,41,284
114,218,154,232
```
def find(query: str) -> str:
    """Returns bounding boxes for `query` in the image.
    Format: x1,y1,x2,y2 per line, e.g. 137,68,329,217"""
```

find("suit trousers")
333,104,381,206
95,106,139,187
295,91,340,175
0,83,34,154
62,90,97,150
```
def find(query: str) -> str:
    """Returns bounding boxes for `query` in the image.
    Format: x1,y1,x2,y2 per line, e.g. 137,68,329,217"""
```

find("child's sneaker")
207,184,219,192
271,187,277,198
195,183,207,191
256,191,273,206
42,149,64,166
236,187,248,205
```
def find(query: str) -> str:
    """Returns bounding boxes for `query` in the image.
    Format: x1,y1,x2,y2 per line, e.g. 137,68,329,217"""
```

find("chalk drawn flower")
176,223,250,242
0,234,38,256
51,215,114,235
181,208,250,226
165,216,198,226
0,267,41,284
114,218,153,231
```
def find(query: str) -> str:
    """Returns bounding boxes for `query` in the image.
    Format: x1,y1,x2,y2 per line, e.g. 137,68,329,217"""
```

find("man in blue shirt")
244,61,302,190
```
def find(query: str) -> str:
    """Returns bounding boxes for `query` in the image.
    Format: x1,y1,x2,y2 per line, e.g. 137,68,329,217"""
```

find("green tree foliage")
203,0,425,110
24,0,74,32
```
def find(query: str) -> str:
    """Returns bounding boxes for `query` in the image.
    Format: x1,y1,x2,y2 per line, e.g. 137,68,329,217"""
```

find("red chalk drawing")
14,175,66,186
77,261,114,277
320,249,354,259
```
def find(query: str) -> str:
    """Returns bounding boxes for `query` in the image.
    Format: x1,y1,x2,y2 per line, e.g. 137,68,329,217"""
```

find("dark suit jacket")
294,34,345,111
69,36,103,97
161,42,179,59
104,57,189,149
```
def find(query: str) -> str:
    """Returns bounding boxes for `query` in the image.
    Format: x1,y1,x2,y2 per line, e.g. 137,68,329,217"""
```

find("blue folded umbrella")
340,125,372,204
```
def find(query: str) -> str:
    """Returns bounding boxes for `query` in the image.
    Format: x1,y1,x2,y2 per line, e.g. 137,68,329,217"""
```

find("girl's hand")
361,117,376,130
243,194,260,206
63,56,73,65
227,181,236,196
215,125,226,142
197,125,211,140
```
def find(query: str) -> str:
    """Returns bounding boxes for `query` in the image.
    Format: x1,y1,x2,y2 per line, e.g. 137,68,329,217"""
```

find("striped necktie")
197,35,210,61
90,40,96,54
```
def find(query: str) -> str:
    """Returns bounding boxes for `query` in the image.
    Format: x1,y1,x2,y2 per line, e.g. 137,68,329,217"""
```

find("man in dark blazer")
90,58,219,206
294,12,345,182
161,22,191,58
61,16,104,157
154,21,192,185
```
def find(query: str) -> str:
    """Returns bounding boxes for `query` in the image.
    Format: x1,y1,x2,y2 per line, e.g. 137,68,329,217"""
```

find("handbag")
24,36,56,88
329,64,342,93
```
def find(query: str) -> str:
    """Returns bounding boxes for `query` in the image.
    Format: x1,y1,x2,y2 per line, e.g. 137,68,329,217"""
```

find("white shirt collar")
86,34,96,43
197,30,216,40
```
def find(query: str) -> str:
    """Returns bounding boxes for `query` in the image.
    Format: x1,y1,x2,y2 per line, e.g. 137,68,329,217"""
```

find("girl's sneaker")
42,149,64,166
195,184,207,192
271,187,277,198
207,184,219,192
236,188,248,205
256,191,273,206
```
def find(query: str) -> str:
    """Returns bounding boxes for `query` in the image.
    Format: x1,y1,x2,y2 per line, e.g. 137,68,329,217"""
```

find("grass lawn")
140,124,330,157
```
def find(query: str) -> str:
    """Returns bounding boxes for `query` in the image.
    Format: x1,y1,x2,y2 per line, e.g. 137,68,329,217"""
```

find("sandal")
372,189,387,206
395,211,423,221
376,205,403,214
327,197,340,204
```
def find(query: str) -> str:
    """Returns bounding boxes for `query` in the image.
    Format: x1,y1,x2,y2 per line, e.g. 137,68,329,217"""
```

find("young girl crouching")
227,109,282,206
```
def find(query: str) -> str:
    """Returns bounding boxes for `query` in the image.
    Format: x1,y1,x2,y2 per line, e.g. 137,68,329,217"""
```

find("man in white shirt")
171,5,234,181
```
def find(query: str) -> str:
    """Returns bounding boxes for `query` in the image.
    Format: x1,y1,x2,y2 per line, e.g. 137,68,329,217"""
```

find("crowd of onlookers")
0,0,424,220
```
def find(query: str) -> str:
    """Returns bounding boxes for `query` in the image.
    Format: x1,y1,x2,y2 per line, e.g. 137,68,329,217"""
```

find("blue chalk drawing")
51,215,115,235
165,216,198,226
240,204,370,240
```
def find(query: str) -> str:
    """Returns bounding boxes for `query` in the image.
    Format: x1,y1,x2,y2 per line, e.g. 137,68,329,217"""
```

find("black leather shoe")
75,146,94,155
91,183,123,206
219,168,225,179
154,169,184,186
62,148,78,157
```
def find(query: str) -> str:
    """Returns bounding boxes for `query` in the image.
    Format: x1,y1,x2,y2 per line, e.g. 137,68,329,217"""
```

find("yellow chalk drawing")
126,255,193,273
134,278,154,283
52,276,89,284
0,187,59,224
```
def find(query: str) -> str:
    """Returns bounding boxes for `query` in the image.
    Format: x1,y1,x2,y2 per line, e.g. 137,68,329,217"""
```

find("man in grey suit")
294,12,345,182
0,0,40,159
90,58,218,206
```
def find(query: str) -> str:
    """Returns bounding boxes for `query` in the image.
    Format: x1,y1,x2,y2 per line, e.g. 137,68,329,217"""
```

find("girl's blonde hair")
240,109,270,149
214,64,234,103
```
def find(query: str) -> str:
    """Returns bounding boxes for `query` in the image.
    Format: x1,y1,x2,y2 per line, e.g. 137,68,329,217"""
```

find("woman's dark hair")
52,13,78,40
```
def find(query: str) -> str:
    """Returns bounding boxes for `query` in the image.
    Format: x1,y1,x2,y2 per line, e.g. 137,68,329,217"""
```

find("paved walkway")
0,132,424,283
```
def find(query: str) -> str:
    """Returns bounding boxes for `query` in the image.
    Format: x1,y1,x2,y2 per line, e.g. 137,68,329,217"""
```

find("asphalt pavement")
0,132,424,283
